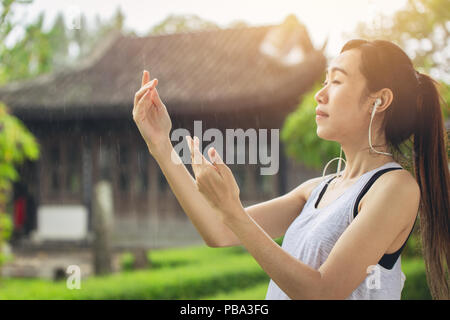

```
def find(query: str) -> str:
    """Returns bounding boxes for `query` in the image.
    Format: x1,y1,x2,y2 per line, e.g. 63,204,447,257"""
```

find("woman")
132,39,449,300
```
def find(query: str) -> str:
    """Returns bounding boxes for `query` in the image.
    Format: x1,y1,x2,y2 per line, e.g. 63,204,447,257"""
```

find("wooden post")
92,180,114,275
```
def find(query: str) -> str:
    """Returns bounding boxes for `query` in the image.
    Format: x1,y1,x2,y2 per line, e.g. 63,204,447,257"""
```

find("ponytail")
413,71,450,300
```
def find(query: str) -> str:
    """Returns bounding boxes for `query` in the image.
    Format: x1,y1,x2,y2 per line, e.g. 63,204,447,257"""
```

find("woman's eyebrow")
325,67,349,76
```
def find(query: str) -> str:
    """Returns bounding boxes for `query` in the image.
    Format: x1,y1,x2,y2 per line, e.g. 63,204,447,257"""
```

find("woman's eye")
322,80,340,86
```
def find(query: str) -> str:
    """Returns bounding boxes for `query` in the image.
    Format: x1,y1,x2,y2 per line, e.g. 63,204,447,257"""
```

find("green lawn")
0,244,430,299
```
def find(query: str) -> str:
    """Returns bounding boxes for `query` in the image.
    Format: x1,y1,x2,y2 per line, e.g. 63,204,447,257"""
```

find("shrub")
401,258,431,300
119,252,135,271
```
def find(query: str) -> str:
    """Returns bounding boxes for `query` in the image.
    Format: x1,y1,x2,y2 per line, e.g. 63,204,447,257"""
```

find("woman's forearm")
149,138,238,247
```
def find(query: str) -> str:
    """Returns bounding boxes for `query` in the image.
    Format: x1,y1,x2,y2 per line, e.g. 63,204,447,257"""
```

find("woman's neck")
338,146,394,182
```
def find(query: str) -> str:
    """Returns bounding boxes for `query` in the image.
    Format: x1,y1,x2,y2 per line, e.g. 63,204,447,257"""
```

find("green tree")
347,0,449,83
68,6,129,62
48,13,70,70
1,12,53,82
0,0,40,281
0,103,40,280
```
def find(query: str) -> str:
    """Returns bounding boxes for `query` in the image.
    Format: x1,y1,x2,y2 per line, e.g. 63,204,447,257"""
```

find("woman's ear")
374,88,394,113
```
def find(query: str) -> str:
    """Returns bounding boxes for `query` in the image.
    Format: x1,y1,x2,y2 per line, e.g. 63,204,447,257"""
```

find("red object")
14,197,26,229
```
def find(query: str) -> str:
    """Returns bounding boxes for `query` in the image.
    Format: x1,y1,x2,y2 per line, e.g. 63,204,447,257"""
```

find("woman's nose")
315,89,327,104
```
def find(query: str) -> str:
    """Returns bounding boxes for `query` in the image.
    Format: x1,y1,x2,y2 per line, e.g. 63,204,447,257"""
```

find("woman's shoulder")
359,168,420,221
374,167,420,194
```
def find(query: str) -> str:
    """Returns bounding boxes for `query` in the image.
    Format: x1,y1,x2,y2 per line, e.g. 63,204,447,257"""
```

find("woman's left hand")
186,135,245,222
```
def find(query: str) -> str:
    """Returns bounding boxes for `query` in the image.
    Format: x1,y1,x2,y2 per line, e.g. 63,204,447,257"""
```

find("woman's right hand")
132,70,172,156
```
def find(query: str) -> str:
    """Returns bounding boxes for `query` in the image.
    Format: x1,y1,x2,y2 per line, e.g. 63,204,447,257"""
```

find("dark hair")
340,39,449,299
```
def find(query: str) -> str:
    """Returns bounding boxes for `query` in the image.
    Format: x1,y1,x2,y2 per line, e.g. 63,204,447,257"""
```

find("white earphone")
321,97,392,180
369,98,392,156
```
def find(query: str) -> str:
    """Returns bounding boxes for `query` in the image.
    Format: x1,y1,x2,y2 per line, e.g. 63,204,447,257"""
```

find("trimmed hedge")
0,245,267,300
0,244,430,300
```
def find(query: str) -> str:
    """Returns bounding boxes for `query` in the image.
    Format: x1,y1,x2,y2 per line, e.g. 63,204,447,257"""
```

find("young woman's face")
314,49,372,144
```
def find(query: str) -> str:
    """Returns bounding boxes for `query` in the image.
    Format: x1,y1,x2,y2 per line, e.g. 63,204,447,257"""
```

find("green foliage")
0,12,53,83
0,102,40,197
0,1,32,42
437,81,449,120
119,252,135,271
280,82,341,172
0,1,128,85
0,245,268,299
401,233,423,259
0,212,12,241
0,102,40,277
349,0,449,81
0,244,430,300
0,103,39,162
205,258,431,300
401,258,432,300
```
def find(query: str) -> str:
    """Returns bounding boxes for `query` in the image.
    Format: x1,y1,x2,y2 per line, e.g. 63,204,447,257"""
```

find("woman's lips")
315,109,329,120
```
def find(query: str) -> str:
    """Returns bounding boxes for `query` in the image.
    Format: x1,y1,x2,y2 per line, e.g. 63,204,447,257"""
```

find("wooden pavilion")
0,15,326,248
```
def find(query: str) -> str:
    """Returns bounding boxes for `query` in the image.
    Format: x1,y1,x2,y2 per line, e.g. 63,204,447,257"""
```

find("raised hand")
132,70,172,156
186,135,243,222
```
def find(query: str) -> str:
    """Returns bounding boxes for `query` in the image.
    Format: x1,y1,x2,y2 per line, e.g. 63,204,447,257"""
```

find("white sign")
36,205,88,240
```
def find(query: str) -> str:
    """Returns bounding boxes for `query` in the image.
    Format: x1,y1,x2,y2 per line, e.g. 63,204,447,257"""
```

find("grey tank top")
265,161,410,300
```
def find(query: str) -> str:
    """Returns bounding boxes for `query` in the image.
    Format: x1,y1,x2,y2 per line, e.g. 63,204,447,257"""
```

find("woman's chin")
316,127,327,139
316,128,335,142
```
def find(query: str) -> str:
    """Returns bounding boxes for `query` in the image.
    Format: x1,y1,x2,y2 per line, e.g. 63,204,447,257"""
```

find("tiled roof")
0,19,326,119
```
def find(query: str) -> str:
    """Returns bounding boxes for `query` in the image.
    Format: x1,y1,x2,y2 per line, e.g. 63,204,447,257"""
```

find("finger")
208,147,223,164
192,136,212,167
134,79,158,106
186,135,196,165
137,78,157,99
141,70,150,87
186,135,193,155
192,136,203,166
208,147,233,180
187,135,201,177
135,81,155,108
150,85,163,107
136,89,152,111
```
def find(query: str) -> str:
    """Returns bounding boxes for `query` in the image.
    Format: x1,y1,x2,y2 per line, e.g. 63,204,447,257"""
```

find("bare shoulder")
372,168,420,199
360,168,421,222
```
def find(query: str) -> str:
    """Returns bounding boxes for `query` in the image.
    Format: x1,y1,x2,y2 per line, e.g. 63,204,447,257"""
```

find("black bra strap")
315,176,337,209
353,167,415,270
353,167,403,219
